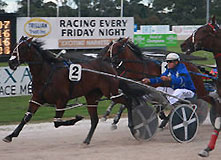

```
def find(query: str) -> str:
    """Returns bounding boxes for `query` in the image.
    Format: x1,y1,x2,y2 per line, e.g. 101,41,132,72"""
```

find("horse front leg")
2,102,40,143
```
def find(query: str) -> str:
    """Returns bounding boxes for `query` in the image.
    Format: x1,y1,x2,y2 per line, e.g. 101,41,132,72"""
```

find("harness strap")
214,53,221,59
208,23,217,32
29,100,42,106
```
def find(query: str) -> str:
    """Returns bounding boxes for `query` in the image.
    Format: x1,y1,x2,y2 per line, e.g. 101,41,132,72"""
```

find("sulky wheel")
130,101,158,141
169,104,199,143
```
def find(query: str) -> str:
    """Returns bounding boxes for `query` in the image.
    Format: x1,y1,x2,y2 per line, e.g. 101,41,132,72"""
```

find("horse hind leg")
83,95,100,145
54,115,84,128
101,101,116,121
2,102,40,143
53,104,84,128
111,105,126,130
84,106,99,144
199,129,219,157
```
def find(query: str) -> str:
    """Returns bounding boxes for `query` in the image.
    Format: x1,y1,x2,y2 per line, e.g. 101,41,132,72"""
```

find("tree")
152,0,206,25
0,0,7,13
16,0,45,17
16,0,77,17
210,0,221,23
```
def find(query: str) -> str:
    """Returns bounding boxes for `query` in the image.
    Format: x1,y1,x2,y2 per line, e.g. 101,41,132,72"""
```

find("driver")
142,53,196,128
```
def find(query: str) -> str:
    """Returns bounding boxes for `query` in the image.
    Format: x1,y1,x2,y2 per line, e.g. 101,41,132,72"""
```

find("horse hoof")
198,150,209,157
75,115,84,121
2,136,12,143
54,122,61,128
111,124,117,130
100,117,107,122
83,140,90,145
133,130,141,139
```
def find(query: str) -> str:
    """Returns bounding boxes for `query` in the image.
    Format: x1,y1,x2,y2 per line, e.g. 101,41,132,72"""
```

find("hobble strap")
214,53,221,59
29,100,42,106
24,112,33,123
110,93,124,99
208,129,219,150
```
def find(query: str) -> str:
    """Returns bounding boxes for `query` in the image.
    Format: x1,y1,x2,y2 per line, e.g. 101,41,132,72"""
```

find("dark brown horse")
181,16,221,157
101,37,210,127
3,36,132,145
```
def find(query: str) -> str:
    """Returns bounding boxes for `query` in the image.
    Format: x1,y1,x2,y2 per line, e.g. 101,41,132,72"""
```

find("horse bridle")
191,23,220,52
107,39,130,69
107,39,153,79
9,40,25,64
10,38,44,66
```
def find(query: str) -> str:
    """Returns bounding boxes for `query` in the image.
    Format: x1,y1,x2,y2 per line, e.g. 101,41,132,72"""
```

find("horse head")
181,15,220,54
101,37,130,67
8,36,34,70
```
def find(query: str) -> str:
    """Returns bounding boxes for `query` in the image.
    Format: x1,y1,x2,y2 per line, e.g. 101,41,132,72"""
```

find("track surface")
0,118,221,160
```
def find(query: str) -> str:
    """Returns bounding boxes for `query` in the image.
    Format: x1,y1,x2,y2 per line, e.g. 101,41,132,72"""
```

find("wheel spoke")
181,107,187,121
173,123,184,130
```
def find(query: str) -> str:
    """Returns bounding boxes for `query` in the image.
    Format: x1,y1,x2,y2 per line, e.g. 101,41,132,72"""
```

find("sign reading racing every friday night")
17,17,134,49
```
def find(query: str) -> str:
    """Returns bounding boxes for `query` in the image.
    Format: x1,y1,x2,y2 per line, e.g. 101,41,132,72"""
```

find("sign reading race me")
0,66,32,97
17,17,134,49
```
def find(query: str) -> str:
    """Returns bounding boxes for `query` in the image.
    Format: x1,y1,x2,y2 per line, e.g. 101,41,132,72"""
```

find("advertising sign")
134,34,177,48
0,66,32,97
172,25,202,40
17,17,134,49
140,25,170,34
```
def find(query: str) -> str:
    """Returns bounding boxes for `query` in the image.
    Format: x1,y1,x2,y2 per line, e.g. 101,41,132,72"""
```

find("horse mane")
99,45,109,58
126,40,143,58
126,40,156,64
31,39,61,63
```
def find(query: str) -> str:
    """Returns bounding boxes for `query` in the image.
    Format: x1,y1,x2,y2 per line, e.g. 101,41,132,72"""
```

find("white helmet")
166,53,180,61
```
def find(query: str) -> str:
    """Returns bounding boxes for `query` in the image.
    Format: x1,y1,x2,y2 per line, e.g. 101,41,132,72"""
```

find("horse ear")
123,37,129,43
27,37,33,43
211,15,216,24
26,37,33,47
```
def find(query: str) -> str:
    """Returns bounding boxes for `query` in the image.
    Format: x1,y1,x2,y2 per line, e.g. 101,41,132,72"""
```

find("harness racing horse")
3,36,133,145
181,16,221,157
101,37,210,128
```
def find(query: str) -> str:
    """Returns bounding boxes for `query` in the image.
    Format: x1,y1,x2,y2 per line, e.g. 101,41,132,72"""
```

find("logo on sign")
69,64,82,81
24,18,51,38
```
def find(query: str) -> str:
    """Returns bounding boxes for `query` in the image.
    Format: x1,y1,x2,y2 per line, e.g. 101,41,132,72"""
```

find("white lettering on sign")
69,64,82,81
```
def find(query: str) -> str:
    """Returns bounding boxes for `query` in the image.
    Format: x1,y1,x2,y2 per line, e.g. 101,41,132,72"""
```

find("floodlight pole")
57,0,60,17
78,0,81,17
27,0,30,17
206,0,210,23
120,0,123,17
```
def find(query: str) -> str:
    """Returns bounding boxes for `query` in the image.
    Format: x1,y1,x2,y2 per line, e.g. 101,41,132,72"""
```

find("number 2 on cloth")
69,64,82,81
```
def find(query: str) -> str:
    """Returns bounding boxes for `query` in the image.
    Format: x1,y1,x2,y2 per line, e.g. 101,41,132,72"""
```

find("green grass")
0,40,215,125
168,40,215,66
0,62,8,67
0,95,123,125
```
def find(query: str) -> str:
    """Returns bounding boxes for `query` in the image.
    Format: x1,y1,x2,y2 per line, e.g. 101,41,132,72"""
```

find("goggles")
166,60,176,63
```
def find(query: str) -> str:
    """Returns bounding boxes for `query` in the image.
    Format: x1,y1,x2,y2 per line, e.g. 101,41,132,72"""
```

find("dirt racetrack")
0,117,221,160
